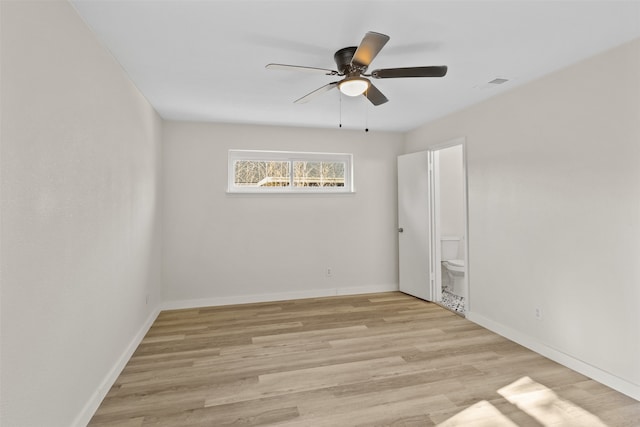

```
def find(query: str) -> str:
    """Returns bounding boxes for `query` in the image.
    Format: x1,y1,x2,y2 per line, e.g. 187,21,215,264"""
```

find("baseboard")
72,306,161,427
162,284,399,311
466,311,640,402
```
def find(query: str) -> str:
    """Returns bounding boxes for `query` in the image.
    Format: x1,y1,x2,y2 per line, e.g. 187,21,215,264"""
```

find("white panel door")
397,151,433,301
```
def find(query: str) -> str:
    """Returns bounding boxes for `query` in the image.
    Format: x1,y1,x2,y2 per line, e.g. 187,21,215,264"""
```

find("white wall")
1,2,163,426
162,122,402,307
405,38,640,399
437,145,465,239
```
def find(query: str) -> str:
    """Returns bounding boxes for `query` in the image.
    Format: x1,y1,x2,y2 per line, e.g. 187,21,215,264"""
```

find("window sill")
226,189,356,195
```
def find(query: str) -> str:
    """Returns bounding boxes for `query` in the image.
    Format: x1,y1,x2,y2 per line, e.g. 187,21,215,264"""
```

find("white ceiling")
71,1,640,132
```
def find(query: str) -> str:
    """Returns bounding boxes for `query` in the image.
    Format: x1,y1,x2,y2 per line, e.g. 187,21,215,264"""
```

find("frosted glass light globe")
339,78,369,96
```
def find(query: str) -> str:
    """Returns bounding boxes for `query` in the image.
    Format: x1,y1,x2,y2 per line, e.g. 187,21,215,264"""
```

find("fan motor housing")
334,46,359,75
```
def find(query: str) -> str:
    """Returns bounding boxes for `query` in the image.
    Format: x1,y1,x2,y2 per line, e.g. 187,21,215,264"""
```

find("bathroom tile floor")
441,289,465,314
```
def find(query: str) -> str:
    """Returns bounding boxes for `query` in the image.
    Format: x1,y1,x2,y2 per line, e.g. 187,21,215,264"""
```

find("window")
228,150,353,193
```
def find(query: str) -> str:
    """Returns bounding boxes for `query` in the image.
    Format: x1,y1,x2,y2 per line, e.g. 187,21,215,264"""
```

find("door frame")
429,137,470,313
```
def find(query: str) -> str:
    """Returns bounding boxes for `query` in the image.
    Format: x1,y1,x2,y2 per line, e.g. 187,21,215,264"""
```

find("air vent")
489,78,509,85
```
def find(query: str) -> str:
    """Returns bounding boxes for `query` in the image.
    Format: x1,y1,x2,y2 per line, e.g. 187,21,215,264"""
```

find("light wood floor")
89,292,640,426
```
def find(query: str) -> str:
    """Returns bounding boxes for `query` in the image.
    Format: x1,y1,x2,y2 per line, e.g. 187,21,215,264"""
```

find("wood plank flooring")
89,292,640,426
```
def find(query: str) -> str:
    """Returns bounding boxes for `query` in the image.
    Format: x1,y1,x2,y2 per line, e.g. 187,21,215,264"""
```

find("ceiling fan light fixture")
339,77,370,97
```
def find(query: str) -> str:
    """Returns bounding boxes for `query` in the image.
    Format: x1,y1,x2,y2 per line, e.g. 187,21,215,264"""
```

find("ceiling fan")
266,31,447,106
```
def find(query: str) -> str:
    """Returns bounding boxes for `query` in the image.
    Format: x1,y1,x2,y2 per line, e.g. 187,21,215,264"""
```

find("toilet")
440,237,466,296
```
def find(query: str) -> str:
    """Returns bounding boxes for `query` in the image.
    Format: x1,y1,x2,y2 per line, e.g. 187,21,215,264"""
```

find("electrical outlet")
535,307,543,320
326,267,333,278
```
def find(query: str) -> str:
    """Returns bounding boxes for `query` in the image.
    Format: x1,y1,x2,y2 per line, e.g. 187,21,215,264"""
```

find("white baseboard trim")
73,306,161,427
466,311,640,402
162,284,399,311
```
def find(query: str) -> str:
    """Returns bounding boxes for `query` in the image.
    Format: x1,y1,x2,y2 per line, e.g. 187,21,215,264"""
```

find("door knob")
398,227,404,233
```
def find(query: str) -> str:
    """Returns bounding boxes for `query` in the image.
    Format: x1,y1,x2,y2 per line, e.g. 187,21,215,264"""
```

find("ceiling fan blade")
371,66,448,79
352,32,390,69
266,63,338,75
364,83,388,106
294,82,339,104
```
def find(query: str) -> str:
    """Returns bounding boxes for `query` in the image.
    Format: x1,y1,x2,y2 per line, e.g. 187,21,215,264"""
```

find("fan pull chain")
364,89,369,133
338,92,342,128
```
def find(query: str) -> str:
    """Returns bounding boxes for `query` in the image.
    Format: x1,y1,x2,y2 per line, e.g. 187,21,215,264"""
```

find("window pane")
228,150,352,193
234,160,290,187
293,161,345,187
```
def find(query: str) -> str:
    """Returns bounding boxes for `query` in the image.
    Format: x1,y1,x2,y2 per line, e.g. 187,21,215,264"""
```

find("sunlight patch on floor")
438,400,518,426
498,376,607,426
439,376,608,426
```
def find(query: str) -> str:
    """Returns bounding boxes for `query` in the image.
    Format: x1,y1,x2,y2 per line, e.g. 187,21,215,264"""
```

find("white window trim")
227,150,354,194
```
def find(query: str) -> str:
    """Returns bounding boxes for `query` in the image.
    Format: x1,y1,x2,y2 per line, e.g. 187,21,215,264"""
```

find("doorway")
397,139,469,314
432,140,468,314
